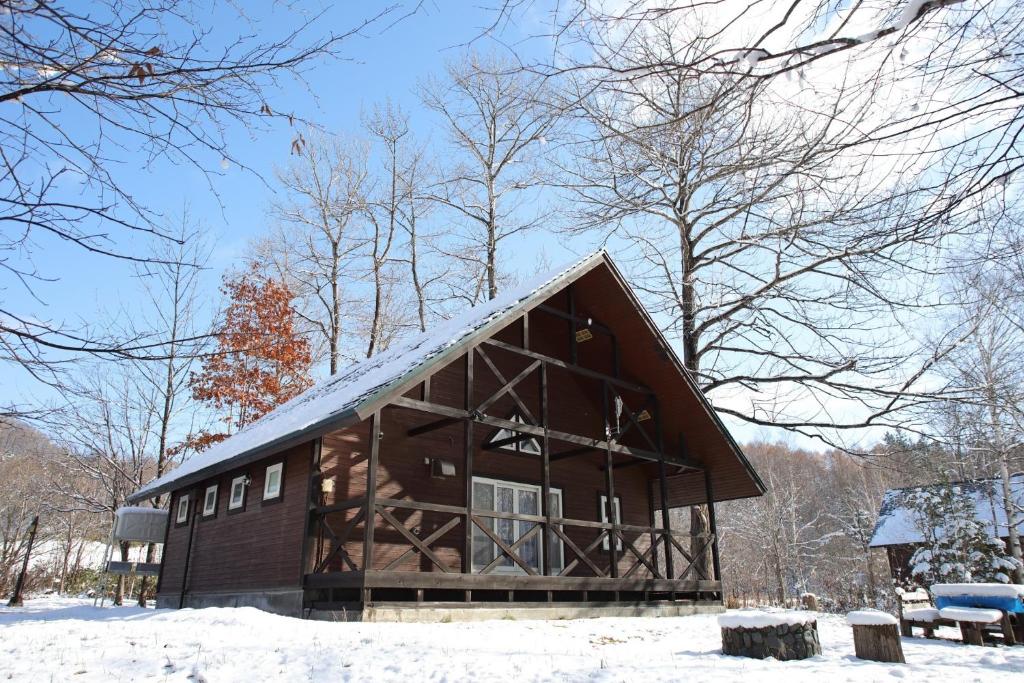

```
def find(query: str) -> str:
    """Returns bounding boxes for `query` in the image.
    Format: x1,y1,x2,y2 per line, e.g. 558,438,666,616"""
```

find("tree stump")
852,623,906,663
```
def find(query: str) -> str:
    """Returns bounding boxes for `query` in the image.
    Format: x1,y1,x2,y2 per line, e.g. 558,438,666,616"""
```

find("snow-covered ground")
2,598,1022,682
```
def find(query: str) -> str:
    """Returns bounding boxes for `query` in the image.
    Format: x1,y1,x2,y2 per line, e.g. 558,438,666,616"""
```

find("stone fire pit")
719,610,821,661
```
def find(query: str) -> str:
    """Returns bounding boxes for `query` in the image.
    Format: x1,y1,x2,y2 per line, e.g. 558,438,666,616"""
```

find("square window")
175,495,189,524
229,475,247,511
263,463,283,500
202,484,218,517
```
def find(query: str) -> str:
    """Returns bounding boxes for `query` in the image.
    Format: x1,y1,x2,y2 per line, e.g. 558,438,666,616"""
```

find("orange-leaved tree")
187,263,313,450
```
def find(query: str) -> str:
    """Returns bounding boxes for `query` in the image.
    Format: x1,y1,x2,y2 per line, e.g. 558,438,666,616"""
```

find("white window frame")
471,476,563,575
487,413,542,455
175,494,189,524
202,484,218,517
600,494,623,551
263,462,284,500
228,475,247,510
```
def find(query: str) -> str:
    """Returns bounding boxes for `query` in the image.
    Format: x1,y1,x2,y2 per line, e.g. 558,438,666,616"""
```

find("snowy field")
2,598,1023,682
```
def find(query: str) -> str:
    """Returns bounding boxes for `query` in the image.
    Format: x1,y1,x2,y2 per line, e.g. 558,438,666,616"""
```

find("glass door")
472,477,563,574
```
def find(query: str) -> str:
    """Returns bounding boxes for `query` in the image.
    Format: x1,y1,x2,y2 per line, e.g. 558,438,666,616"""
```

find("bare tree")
365,100,442,334
420,51,559,302
929,249,1024,581
129,215,209,605
264,131,371,372
47,367,160,604
0,0,398,400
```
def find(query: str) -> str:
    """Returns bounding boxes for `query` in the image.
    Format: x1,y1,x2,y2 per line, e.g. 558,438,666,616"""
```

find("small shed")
869,475,1024,584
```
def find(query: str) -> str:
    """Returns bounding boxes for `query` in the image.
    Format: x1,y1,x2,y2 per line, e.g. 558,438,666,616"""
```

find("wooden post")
602,381,618,578
958,621,985,646
655,402,673,580
646,478,659,575
299,437,322,581
7,516,39,607
704,469,721,583
540,362,552,576
567,284,578,365
851,623,906,663
1000,612,1018,645
364,411,381,577
463,349,475,575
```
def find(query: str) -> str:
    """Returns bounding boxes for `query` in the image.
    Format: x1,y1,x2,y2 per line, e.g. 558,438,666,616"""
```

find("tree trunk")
852,624,905,663
999,454,1024,582
113,541,129,606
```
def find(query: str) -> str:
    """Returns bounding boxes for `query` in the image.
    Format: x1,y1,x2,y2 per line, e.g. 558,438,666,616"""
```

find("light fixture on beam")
575,328,593,343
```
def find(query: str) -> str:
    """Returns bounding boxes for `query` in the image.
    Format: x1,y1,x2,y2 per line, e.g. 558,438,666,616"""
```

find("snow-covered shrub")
905,480,1022,586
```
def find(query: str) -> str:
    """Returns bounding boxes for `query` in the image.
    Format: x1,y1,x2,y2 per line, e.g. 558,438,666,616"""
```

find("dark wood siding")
317,347,658,578
158,443,311,598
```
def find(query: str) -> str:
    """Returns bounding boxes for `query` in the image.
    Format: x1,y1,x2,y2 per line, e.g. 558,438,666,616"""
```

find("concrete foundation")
309,600,724,623
156,589,304,617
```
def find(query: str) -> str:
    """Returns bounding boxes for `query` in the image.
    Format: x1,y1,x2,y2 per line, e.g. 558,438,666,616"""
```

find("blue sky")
3,5,580,401
3,2,820,450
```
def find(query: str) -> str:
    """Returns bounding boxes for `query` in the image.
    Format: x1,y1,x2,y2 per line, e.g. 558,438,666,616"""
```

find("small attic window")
486,413,542,456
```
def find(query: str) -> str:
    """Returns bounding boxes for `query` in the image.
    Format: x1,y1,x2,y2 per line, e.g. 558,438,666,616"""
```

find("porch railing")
309,496,716,584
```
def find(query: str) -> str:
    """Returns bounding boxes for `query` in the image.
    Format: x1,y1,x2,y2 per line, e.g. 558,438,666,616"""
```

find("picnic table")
931,583,1024,645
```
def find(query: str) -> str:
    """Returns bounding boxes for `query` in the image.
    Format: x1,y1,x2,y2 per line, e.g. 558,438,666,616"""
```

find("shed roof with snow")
128,251,764,504
869,475,1024,548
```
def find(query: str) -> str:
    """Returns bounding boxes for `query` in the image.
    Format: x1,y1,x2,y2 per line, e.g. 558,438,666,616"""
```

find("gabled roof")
129,251,763,503
869,475,1024,548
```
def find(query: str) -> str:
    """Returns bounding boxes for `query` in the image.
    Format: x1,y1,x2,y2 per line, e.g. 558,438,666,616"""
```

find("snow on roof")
129,252,606,502
869,475,1024,548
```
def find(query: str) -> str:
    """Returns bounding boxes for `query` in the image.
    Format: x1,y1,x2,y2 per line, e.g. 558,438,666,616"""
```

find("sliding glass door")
471,476,563,574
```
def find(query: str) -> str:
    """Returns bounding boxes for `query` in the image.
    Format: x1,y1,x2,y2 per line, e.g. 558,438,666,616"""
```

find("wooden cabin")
129,253,765,620
870,475,1024,586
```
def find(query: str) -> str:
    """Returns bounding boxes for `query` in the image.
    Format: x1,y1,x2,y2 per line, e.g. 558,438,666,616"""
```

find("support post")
655,402,674,580
602,381,618,578
463,349,475,574
646,478,659,575
704,469,721,584
7,515,39,607
540,362,551,576
364,412,381,577
568,284,578,365
300,437,322,581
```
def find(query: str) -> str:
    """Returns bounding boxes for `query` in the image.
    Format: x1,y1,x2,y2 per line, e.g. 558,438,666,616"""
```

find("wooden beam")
475,355,541,418
481,339,651,395
463,350,474,574
568,284,578,365
364,411,381,573
657,401,674,579
377,506,454,573
535,304,614,335
383,516,462,572
705,470,722,584
602,381,618,578
389,395,700,469
299,437,322,579
540,362,551,577
550,446,598,462
407,416,460,437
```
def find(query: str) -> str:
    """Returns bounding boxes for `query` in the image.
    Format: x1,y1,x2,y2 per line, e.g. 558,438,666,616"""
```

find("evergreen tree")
907,480,1022,586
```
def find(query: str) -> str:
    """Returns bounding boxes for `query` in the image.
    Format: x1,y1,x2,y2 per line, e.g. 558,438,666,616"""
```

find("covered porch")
301,311,725,611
